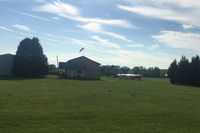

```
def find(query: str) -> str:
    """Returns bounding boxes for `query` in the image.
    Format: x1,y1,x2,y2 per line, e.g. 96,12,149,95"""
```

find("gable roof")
0,54,15,57
67,56,100,65
65,56,100,69
0,54,15,59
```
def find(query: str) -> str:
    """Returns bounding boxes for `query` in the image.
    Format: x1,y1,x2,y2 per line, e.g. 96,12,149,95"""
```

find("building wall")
84,64,100,80
66,69,86,79
0,54,14,76
64,56,100,80
66,65,100,80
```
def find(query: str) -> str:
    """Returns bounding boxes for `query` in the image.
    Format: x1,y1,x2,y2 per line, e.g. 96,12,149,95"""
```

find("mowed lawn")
0,77,200,133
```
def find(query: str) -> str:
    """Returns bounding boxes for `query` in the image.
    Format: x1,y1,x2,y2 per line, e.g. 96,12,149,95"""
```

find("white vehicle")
116,74,142,80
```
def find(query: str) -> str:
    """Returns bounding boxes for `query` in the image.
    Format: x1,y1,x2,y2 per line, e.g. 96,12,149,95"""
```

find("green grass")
0,77,200,133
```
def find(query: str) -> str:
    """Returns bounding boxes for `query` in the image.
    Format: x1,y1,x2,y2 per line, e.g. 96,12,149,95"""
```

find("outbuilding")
0,54,15,76
60,56,101,80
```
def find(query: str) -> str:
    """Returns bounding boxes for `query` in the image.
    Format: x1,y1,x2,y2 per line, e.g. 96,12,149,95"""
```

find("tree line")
168,55,200,87
100,65,167,78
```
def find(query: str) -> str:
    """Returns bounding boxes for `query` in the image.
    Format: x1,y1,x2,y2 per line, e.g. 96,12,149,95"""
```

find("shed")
0,54,15,76
63,56,101,80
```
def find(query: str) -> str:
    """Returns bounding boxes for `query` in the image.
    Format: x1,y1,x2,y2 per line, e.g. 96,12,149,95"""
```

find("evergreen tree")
12,37,48,76
176,56,190,85
167,60,177,84
189,55,200,86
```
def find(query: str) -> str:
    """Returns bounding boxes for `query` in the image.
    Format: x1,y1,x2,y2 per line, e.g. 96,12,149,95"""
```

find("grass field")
0,76,200,133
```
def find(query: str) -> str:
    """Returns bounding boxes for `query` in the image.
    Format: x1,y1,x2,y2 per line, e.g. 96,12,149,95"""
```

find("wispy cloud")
91,35,120,49
8,9,50,21
103,31,132,42
12,24,30,31
79,23,102,32
74,17,133,28
118,0,200,27
152,30,200,53
182,24,193,30
0,0,11,2
78,23,133,42
128,44,144,47
118,5,186,22
148,44,159,50
70,38,96,49
33,0,79,16
33,1,134,28
35,0,46,3
0,25,14,32
44,33,55,38
52,16,60,20
91,49,173,68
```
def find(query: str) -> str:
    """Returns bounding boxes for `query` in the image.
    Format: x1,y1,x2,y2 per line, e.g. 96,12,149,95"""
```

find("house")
60,56,101,80
59,62,67,69
0,54,15,76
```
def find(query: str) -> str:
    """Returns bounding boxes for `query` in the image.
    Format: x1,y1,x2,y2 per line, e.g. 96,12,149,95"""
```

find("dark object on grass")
130,94,136,97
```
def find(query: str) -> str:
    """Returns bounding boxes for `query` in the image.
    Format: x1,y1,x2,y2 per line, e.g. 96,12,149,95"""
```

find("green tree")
189,55,200,86
12,37,48,76
133,66,140,74
168,60,177,84
120,66,130,74
176,56,190,85
153,67,161,77
133,66,147,76
100,65,120,76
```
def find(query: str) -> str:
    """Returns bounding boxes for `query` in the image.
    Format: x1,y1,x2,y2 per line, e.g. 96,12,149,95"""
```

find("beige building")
62,56,101,80
0,54,15,76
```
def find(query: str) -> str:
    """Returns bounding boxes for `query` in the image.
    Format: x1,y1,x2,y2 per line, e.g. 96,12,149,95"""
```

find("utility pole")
56,55,59,76
56,56,59,68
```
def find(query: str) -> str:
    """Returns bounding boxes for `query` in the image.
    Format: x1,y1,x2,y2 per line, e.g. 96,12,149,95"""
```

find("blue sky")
1,0,200,69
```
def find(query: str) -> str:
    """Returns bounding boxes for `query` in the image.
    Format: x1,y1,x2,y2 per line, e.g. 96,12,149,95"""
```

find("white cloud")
148,44,159,50
120,0,200,8
79,23,132,42
9,35,22,40
33,0,79,16
8,9,50,22
128,43,159,49
69,38,95,49
12,24,30,31
35,0,46,3
52,16,60,20
33,1,134,28
41,36,58,42
91,35,120,49
103,31,132,42
118,0,200,27
152,30,200,53
118,5,187,22
91,49,173,68
128,44,144,47
78,23,102,32
182,24,193,30
0,25,14,32
0,0,11,2
74,17,133,28
44,33,55,37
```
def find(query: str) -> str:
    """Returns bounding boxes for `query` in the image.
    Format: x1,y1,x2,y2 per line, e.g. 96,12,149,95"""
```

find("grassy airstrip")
0,76,200,133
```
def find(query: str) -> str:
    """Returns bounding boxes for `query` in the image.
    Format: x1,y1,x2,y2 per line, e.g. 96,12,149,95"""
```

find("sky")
1,0,200,69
